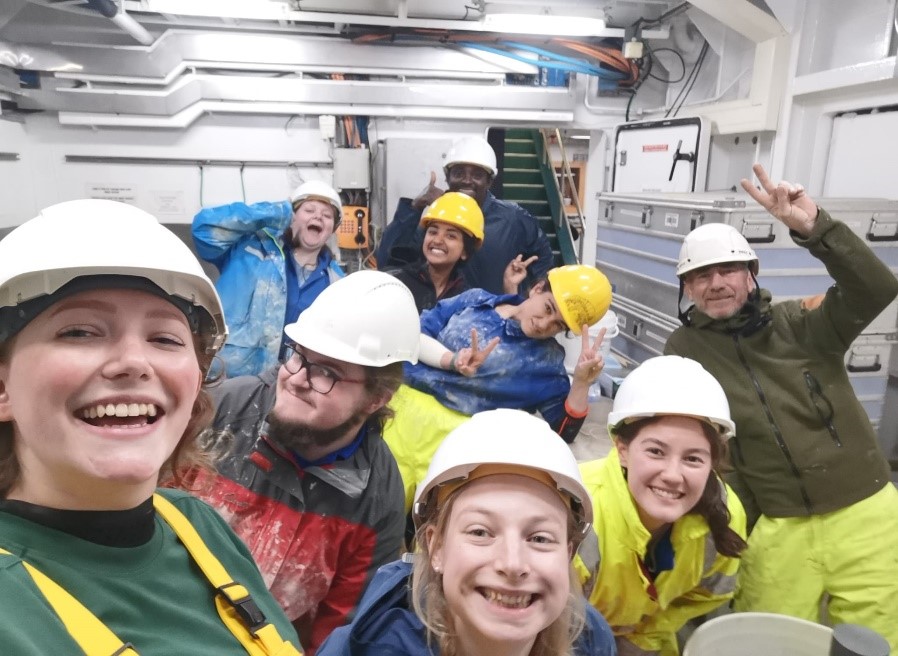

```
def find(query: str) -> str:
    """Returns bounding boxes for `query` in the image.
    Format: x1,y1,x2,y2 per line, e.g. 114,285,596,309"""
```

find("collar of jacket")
479,190,497,214
254,429,375,501
412,259,466,292
686,288,773,337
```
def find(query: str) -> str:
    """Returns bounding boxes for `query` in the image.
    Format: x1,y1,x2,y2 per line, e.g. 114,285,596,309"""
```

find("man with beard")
375,135,554,294
664,164,898,649
193,180,345,378
182,271,420,654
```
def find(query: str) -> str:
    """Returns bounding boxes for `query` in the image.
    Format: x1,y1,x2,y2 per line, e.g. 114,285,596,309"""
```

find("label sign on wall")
153,191,185,215
87,183,137,204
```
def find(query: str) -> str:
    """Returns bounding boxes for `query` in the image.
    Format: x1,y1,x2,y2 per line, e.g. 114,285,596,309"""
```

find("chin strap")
0,494,302,656
734,273,770,338
677,281,693,326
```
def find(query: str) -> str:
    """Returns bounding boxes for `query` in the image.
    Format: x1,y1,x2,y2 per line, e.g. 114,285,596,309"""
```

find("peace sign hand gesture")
572,326,606,385
740,163,818,237
503,254,539,294
452,328,500,377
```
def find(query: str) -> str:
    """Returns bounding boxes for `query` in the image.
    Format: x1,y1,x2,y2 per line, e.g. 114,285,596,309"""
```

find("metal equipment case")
596,191,898,431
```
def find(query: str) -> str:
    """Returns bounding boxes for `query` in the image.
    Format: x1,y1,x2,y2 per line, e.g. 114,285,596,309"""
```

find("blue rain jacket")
403,288,570,427
318,559,617,656
192,200,343,377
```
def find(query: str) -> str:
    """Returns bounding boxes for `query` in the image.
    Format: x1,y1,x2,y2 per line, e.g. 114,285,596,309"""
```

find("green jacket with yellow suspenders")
0,490,302,655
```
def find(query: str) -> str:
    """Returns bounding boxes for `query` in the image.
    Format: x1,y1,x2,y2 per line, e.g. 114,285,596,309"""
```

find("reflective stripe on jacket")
576,449,746,656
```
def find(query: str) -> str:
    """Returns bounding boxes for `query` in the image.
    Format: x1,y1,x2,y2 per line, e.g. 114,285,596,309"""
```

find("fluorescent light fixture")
570,134,590,140
482,13,607,37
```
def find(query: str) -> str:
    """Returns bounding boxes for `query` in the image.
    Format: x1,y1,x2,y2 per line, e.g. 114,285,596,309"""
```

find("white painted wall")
0,113,333,228
824,110,898,198
3,0,898,235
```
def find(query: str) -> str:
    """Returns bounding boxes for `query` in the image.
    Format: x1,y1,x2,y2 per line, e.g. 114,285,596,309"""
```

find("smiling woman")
0,199,302,655
317,409,616,656
386,191,484,314
576,356,748,656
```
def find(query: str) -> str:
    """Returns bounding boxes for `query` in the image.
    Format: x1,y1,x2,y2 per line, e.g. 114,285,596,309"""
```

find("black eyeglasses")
281,345,365,394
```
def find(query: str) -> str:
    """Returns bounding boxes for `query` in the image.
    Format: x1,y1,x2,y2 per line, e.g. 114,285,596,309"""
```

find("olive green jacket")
665,209,897,518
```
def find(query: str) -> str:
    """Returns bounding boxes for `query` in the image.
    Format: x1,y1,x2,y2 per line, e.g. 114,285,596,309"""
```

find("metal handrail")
537,128,584,264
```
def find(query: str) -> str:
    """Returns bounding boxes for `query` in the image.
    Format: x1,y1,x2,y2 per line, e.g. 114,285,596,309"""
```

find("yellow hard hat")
419,192,485,249
547,265,613,335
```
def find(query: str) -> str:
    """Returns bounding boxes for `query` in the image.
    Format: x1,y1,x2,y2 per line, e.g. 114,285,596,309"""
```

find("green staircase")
501,128,577,266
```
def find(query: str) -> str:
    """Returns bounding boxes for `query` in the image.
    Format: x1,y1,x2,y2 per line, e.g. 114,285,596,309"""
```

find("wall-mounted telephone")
338,205,369,249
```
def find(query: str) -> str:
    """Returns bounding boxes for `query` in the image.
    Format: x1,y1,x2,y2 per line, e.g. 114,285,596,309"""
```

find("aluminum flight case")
596,192,898,333
596,192,898,433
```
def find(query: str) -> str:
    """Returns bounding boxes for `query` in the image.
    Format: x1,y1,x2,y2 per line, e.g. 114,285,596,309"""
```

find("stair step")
504,156,538,167
504,183,545,190
504,139,537,155
503,170,543,185
506,128,535,139
503,186,548,201
518,201,551,214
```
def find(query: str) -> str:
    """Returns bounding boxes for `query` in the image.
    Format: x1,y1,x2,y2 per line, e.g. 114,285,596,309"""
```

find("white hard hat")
413,409,592,543
444,135,497,177
0,199,226,355
284,270,419,367
607,356,735,439
290,180,343,225
677,223,758,278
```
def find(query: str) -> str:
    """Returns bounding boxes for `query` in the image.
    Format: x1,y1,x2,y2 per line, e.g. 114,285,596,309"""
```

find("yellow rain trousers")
735,482,898,651
382,385,470,512
575,449,746,656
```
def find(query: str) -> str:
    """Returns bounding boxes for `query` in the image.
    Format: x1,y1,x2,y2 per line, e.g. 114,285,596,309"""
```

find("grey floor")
571,396,615,463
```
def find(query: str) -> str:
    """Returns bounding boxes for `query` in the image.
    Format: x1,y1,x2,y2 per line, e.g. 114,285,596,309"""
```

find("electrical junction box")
623,40,644,59
611,117,710,193
334,148,370,191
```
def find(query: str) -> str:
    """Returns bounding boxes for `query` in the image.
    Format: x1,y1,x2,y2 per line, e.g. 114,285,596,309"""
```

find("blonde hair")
410,483,586,656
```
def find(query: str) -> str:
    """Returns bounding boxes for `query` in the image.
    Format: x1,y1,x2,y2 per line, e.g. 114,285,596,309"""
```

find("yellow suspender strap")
152,493,302,656
0,497,301,656
0,547,139,656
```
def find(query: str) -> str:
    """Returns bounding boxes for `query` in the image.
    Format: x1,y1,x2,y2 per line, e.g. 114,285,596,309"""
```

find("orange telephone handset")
338,206,369,250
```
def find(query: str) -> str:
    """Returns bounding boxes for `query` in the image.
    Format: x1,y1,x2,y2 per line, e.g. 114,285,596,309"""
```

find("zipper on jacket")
733,334,813,513
802,370,842,447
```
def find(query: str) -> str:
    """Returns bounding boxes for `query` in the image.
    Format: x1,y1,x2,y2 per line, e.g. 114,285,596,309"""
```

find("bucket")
557,310,619,374
682,612,833,656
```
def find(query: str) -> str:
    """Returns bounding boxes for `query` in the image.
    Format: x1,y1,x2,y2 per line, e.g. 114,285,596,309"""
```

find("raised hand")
573,326,606,385
740,163,818,237
411,171,446,210
503,254,539,294
453,328,500,377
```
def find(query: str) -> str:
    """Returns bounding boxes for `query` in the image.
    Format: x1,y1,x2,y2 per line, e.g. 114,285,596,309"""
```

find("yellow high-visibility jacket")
575,449,746,656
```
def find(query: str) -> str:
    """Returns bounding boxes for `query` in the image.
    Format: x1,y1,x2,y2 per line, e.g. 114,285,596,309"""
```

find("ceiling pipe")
86,0,154,45
58,99,574,129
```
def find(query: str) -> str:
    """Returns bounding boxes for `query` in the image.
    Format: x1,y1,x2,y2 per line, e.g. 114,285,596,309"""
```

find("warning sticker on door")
664,212,679,228
642,144,669,152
